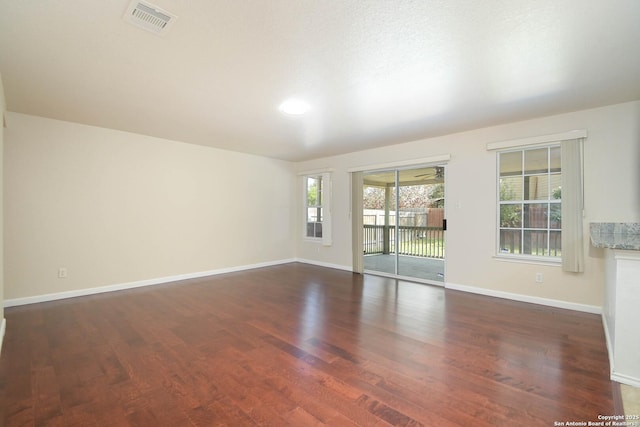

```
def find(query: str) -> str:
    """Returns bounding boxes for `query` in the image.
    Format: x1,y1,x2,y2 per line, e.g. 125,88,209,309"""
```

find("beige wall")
4,101,639,307
4,113,296,300
296,101,640,308
0,74,5,322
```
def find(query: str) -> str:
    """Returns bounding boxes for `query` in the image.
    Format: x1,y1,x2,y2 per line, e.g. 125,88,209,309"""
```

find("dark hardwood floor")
0,263,618,426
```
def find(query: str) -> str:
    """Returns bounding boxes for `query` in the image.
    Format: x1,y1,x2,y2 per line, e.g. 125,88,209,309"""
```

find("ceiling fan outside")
414,166,444,180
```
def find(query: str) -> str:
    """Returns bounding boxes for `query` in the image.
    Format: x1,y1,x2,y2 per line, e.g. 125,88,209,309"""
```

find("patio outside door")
363,166,446,284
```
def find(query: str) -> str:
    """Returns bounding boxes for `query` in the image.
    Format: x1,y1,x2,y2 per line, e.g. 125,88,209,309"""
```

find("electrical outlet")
58,268,68,279
535,272,543,283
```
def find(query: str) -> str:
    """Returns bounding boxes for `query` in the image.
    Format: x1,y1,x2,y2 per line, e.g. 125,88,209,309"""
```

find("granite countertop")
590,223,640,250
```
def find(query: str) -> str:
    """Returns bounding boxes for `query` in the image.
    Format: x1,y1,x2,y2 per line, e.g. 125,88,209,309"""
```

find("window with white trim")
498,145,561,258
303,172,332,244
305,175,323,238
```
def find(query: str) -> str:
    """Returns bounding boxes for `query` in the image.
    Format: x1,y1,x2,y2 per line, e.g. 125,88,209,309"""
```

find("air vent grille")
124,1,177,35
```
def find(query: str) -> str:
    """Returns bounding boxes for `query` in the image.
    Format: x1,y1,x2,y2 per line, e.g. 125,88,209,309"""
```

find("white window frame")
301,171,332,246
496,144,562,263
487,130,587,265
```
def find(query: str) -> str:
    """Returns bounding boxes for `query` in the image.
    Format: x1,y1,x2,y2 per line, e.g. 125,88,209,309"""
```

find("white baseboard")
3,259,603,318
4,258,297,308
445,282,602,314
611,372,640,388
601,310,640,387
0,318,6,355
293,263,603,315
602,314,615,377
295,258,352,272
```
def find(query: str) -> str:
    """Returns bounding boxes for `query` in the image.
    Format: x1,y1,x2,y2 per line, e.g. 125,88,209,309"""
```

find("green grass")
366,238,445,258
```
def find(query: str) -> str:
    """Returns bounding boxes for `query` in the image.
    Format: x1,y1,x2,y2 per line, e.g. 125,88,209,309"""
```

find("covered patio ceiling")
364,166,444,186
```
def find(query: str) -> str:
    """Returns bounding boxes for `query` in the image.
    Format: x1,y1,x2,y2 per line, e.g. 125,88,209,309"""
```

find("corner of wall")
0,318,5,355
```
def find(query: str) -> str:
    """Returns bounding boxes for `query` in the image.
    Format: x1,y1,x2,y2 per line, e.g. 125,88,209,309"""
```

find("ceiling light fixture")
279,98,311,116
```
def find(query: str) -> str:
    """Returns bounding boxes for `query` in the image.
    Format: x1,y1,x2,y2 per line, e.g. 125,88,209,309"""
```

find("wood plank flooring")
0,263,618,426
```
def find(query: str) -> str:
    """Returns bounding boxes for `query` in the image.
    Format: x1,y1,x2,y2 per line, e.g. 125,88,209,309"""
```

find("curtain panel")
560,138,585,273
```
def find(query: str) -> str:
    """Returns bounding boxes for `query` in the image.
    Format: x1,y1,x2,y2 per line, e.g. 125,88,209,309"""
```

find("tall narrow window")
305,175,323,239
498,145,562,259
303,172,332,245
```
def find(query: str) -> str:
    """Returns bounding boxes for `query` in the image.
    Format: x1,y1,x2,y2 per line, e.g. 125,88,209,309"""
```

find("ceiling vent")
123,1,177,35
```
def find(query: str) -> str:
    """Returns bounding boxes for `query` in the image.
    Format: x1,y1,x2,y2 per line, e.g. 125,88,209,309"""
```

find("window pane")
307,207,323,223
550,203,561,229
500,151,522,176
549,230,561,256
500,204,522,228
307,177,320,206
500,176,523,201
523,230,548,256
306,222,322,238
550,173,561,199
524,175,549,200
525,148,548,174
497,145,560,259
550,146,561,172
499,229,521,254
363,186,385,209
523,203,547,228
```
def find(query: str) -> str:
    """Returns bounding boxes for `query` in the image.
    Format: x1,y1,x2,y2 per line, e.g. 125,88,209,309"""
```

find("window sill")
303,237,323,244
493,254,561,267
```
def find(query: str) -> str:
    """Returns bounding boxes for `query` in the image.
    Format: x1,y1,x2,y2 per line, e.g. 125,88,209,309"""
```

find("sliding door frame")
354,159,449,286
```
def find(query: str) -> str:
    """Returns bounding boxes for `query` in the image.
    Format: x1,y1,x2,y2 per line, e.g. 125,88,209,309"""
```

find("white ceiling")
1,1,639,162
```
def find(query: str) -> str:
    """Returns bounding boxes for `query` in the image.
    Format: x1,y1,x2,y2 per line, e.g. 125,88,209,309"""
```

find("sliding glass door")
363,165,446,284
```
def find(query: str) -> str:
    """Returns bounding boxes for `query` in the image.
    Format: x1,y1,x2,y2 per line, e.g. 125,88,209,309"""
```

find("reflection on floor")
364,254,444,282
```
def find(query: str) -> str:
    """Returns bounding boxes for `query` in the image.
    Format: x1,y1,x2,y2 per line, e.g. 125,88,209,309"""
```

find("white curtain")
561,138,585,273
351,171,364,273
